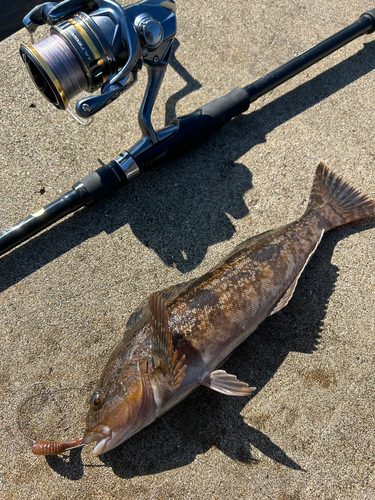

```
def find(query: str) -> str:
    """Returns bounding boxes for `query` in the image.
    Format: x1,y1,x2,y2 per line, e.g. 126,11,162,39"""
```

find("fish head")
83,357,156,455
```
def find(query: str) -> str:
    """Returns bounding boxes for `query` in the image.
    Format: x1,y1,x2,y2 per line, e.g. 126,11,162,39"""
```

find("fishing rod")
1,0,375,257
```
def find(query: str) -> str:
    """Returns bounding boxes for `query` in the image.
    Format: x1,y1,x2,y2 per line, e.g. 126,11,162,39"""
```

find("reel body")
20,0,176,120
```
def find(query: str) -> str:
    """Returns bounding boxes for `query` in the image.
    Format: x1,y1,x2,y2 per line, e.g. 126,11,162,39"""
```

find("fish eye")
90,391,104,410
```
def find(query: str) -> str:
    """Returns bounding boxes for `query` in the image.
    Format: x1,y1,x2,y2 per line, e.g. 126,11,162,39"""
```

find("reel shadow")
1,40,375,290
125,160,252,272
165,38,202,124
96,218,375,478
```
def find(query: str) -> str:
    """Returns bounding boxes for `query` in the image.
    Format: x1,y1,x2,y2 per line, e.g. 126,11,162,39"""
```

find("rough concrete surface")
1,1,375,499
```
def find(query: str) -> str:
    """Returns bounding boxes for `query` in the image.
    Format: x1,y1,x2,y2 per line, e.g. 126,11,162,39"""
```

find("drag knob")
134,14,164,49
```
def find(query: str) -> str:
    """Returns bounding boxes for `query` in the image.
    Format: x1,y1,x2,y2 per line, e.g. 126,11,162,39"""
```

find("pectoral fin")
201,370,256,396
149,292,187,390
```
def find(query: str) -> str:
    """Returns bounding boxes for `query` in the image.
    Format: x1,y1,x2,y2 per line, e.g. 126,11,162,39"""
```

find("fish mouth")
83,426,128,456
83,425,114,456
84,424,146,455
92,436,112,456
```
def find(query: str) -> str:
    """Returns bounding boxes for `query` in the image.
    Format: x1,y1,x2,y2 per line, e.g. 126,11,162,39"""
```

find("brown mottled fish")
81,163,374,456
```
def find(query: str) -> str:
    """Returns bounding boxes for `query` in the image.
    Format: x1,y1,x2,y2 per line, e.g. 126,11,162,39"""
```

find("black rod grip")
136,87,251,167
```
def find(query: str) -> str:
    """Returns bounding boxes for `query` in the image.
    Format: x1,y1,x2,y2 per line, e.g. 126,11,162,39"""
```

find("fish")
82,163,375,456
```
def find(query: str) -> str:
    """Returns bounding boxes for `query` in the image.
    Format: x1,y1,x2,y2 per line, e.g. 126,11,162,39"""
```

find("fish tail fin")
305,162,375,229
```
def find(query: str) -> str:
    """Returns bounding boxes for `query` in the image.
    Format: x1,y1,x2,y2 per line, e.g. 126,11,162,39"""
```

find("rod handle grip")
136,87,251,167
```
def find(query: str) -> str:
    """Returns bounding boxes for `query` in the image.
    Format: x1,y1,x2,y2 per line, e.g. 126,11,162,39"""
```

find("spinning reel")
20,0,176,143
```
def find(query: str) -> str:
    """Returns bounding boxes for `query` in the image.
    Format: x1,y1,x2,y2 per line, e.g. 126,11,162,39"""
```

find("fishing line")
33,35,88,102
16,384,93,446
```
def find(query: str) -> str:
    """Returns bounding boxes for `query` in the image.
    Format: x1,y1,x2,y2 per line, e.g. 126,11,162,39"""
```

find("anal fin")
200,370,256,396
270,274,300,316
270,229,324,316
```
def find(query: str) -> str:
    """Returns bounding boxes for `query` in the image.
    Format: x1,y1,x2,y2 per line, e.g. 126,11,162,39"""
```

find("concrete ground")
1,0,375,498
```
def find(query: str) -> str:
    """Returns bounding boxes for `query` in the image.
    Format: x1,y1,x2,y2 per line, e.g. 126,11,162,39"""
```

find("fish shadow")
2,39,375,288
97,217,375,478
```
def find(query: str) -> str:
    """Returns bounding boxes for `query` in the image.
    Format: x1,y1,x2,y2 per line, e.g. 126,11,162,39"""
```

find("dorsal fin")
149,292,187,390
154,231,277,309
159,280,196,303
124,280,196,337
215,229,274,265
123,298,150,336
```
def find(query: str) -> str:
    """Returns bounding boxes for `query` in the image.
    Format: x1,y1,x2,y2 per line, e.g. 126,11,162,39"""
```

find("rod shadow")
1,40,375,291
40,216,374,479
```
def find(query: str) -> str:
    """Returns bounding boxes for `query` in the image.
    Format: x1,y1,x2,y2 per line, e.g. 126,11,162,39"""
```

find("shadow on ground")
1,40,375,290
0,0,40,42
165,39,202,125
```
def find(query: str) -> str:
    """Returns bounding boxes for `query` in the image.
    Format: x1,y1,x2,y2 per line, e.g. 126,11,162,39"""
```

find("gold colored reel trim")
77,17,109,82
77,15,107,53
69,19,101,60
20,43,69,110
